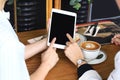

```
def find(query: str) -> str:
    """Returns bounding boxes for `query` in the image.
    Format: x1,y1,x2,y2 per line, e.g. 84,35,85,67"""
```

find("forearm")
72,58,101,80
30,63,50,80
77,64,93,78
25,38,47,59
77,63,102,80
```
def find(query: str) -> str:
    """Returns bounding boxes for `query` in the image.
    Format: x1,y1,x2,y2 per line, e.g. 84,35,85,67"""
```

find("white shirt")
0,10,30,80
78,51,120,80
107,51,120,80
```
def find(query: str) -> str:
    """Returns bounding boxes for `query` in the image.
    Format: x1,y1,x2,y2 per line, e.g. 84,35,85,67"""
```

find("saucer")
75,33,87,45
86,51,107,65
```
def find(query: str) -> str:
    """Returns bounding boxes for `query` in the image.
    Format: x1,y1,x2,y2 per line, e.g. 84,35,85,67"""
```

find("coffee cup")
80,41,101,61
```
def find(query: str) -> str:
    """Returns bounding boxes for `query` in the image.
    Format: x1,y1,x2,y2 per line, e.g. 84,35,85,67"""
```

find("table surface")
18,22,120,80
26,43,120,80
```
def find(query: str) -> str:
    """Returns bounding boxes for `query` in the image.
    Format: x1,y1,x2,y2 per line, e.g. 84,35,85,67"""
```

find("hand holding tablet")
47,8,77,49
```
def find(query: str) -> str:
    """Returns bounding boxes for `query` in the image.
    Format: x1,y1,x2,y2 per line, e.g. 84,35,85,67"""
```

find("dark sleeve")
77,64,94,78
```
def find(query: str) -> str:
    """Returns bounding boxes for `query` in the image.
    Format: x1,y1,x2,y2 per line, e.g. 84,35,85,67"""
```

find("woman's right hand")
64,33,84,66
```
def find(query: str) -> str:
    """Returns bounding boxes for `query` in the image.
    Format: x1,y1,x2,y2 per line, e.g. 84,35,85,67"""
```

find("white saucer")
86,51,107,65
75,33,87,45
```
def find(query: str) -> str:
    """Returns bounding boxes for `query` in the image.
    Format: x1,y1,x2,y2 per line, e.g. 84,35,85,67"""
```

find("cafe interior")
5,0,120,80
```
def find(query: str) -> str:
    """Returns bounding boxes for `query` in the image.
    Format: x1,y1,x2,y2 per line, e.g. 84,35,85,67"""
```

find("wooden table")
25,43,120,80
17,24,120,80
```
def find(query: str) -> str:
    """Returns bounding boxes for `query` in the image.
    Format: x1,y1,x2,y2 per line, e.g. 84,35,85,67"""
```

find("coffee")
80,41,101,60
81,41,100,50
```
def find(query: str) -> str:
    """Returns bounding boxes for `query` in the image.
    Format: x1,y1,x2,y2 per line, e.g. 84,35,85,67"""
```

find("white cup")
80,41,101,61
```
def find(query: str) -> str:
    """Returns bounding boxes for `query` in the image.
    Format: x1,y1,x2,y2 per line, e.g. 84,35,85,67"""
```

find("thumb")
49,37,56,48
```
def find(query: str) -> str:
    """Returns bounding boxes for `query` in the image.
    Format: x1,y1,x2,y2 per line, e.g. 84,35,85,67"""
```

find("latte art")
81,41,100,50
86,43,96,49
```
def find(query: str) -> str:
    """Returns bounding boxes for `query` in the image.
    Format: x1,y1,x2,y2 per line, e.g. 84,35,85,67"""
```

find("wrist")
77,59,87,67
40,62,51,73
31,63,50,80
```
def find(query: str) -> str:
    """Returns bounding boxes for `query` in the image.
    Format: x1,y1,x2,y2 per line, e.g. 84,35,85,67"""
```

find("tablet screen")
48,9,76,49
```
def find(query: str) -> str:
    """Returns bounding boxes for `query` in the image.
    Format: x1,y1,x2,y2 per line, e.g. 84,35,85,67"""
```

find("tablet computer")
47,8,77,49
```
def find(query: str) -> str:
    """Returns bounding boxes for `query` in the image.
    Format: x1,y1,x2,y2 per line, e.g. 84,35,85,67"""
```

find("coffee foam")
81,41,100,50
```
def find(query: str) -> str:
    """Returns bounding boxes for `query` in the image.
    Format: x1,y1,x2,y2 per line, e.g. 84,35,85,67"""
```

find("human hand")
111,34,120,46
41,37,59,71
64,33,84,66
30,38,59,80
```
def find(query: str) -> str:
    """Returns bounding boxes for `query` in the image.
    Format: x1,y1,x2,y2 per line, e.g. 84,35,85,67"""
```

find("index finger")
49,37,56,48
66,33,74,43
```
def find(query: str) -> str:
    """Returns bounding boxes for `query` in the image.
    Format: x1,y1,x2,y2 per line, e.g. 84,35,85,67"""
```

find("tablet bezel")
47,8,77,49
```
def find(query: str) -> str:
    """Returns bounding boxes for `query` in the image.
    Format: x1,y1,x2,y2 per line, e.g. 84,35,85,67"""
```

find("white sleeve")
77,64,102,80
107,51,120,80
78,51,120,80
78,70,102,80
0,40,30,80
